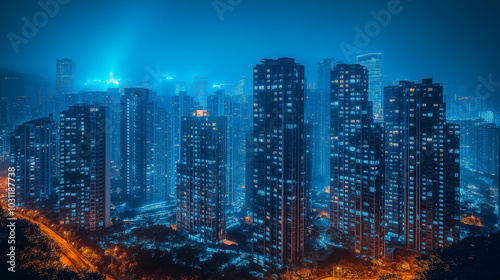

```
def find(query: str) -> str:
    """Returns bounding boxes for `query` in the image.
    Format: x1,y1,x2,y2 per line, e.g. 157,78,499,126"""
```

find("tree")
418,232,500,280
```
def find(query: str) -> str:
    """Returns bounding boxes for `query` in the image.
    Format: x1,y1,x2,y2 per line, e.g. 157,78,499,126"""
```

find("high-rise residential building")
383,85,405,242
316,58,336,191
177,110,226,243
330,63,385,259
449,119,482,169
304,122,314,219
164,91,195,201
121,88,166,207
121,88,150,207
0,129,9,163
146,103,168,202
59,105,110,231
10,96,32,126
207,90,227,116
357,54,382,122
193,76,210,107
56,58,75,94
10,116,57,205
207,90,246,216
0,97,8,128
318,58,335,94
475,123,500,176
251,58,306,269
79,89,122,179
384,79,460,253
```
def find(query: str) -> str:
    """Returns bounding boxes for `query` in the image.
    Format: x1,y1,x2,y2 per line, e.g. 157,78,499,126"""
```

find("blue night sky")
1,0,500,101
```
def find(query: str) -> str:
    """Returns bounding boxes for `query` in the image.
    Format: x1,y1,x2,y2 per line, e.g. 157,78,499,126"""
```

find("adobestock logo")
7,0,71,54
213,0,243,22
340,0,408,63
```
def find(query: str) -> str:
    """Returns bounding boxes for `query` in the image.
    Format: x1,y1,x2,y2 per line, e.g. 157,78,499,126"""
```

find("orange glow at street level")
244,216,252,225
462,214,484,227
222,239,238,246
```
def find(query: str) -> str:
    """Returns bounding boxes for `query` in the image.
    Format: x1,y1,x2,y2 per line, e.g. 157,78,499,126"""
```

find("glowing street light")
333,266,341,280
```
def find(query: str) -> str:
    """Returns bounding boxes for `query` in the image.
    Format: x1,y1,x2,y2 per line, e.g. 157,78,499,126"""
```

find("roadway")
13,211,98,272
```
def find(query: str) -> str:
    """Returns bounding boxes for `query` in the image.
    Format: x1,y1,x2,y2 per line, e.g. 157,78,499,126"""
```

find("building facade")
56,58,75,94
10,116,57,205
357,54,382,122
384,79,460,253
251,58,306,269
121,88,167,207
383,85,406,242
330,63,385,259
177,110,226,243
59,105,110,231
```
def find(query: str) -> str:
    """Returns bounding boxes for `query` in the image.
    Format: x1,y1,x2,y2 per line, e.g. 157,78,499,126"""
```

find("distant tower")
207,90,246,215
10,116,57,205
164,91,195,201
316,58,336,191
193,76,210,107
475,123,500,176
161,77,176,97
357,54,382,121
251,58,306,269
177,110,226,243
59,105,110,231
56,59,75,94
330,63,385,259
121,88,167,207
317,58,335,94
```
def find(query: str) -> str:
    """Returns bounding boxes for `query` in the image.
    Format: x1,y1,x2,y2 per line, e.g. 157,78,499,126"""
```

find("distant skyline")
1,0,500,109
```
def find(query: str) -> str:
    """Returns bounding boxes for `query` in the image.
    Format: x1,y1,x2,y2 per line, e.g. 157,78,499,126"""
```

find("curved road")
14,212,98,272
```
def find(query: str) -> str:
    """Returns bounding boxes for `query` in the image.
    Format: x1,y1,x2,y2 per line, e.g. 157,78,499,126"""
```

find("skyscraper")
59,105,110,231
317,58,335,94
79,89,122,179
207,90,246,216
207,90,227,117
384,79,460,253
146,103,168,202
315,58,336,190
193,76,210,107
383,85,405,242
56,58,75,94
330,63,385,259
121,88,166,207
10,96,32,126
251,58,306,269
177,110,226,243
164,91,195,201
121,88,150,207
357,54,382,122
475,123,500,176
10,116,57,205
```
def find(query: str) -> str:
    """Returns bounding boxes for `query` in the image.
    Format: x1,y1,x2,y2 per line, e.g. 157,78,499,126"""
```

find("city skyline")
1,1,499,280
1,1,500,112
